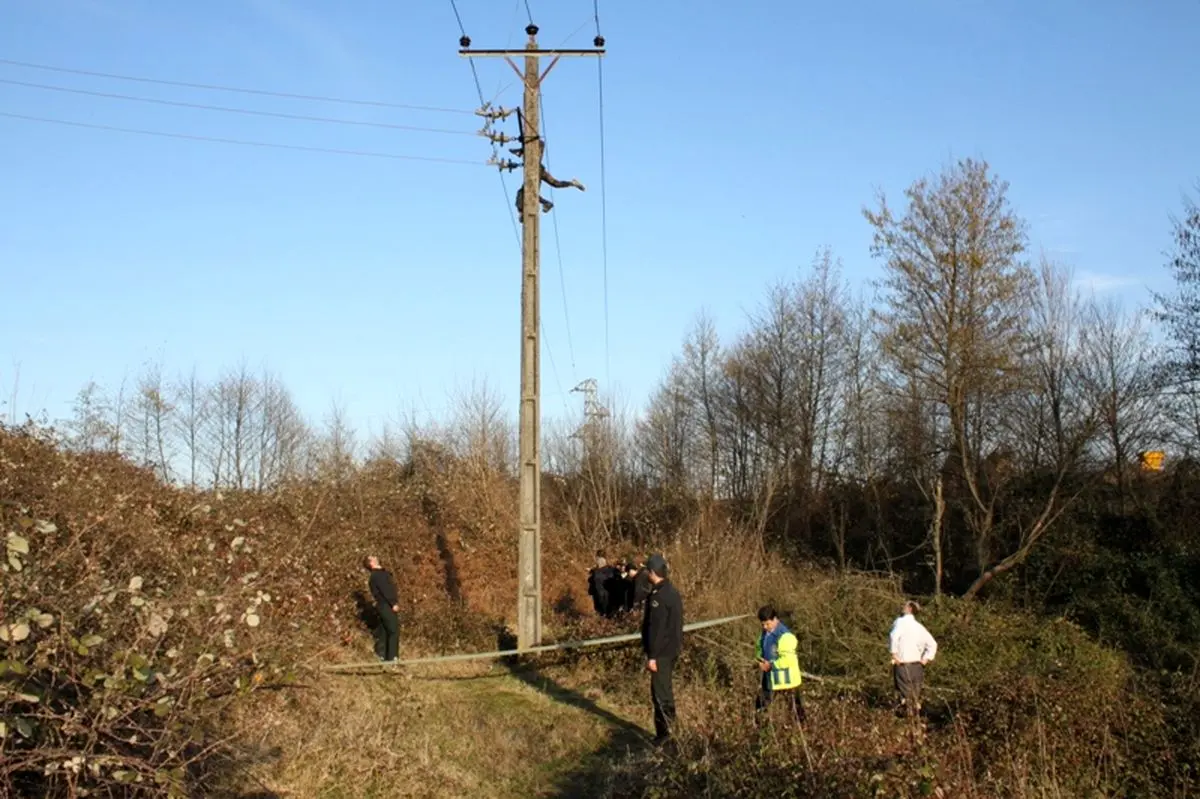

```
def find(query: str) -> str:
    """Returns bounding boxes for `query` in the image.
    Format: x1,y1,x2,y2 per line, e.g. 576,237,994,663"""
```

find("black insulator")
526,23,538,36
594,35,605,47
459,35,471,48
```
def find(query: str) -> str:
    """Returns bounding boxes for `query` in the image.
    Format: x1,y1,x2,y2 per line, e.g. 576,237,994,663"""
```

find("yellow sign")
1139,451,1165,471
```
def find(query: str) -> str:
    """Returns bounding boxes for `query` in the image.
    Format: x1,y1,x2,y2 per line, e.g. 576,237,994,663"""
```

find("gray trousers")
893,661,925,709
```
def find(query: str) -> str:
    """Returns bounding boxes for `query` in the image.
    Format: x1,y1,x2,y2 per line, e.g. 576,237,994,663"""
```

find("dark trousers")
755,674,805,724
650,656,677,741
893,662,925,711
375,604,399,661
591,587,609,616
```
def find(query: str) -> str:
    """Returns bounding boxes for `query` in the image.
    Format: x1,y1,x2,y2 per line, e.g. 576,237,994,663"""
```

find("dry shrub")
1,427,297,796
1,422,1188,798
601,568,1169,798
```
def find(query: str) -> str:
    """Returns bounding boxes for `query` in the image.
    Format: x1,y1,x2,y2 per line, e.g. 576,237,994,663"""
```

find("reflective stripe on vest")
769,631,801,691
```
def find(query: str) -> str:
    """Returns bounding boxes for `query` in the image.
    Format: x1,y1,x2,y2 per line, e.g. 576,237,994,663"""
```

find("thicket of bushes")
613,587,1186,798
0,422,583,795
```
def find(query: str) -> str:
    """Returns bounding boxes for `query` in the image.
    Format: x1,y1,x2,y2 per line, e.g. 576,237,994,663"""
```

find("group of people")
586,550,652,618
635,559,940,747
360,552,940,747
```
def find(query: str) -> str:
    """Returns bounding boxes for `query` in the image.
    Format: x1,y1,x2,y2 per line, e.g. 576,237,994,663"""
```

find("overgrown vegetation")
4,162,1200,796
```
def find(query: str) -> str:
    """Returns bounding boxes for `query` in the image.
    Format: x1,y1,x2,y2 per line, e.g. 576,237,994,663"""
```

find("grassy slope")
233,661,657,799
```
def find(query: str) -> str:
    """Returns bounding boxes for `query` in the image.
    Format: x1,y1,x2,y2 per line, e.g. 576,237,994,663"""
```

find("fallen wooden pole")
322,613,753,673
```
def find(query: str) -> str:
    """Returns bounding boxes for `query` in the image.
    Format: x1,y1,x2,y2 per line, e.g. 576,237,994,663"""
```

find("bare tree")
636,362,694,492
203,364,260,489
1153,182,1200,451
448,377,514,476
110,376,128,456
65,381,117,452
254,371,308,488
308,400,357,482
130,362,175,482
829,293,886,572
1153,181,1200,386
1078,297,1161,496
678,311,723,497
173,368,209,488
1007,259,1091,474
865,158,1072,597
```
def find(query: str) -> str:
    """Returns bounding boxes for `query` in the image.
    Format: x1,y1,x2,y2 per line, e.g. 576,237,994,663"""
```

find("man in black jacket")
363,555,400,663
631,556,652,612
641,553,683,744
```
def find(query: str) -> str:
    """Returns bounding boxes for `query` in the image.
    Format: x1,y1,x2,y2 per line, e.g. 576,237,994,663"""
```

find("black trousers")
755,673,805,724
375,604,399,662
650,656,677,740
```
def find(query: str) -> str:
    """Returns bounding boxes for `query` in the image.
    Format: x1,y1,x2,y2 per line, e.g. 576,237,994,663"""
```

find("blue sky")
2,0,1197,440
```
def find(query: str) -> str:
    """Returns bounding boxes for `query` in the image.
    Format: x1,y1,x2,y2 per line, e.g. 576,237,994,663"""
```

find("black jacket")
632,568,652,606
369,568,399,609
641,579,683,661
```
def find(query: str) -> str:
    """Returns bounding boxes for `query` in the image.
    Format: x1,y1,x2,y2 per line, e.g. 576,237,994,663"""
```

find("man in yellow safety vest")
754,605,805,725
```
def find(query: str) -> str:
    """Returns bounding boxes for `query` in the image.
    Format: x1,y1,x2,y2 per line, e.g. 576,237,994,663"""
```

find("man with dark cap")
641,553,683,744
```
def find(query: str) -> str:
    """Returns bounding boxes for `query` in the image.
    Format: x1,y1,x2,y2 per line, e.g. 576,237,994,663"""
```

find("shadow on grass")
491,627,658,799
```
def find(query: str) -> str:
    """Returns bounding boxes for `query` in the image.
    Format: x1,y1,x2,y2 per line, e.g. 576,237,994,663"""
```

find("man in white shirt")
889,600,938,715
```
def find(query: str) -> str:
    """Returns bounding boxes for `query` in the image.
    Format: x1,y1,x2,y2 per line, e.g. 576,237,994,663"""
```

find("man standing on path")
889,600,938,716
754,605,805,725
363,555,400,663
641,553,683,745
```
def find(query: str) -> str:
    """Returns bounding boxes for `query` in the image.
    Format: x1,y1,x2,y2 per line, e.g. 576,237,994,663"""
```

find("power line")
0,112,487,165
448,0,520,249
450,0,572,418
539,93,578,377
0,58,474,115
492,0,524,102
594,0,612,387
0,78,481,137
532,19,600,387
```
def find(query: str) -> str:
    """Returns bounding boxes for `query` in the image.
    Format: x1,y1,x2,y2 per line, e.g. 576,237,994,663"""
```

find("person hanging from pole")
511,136,585,218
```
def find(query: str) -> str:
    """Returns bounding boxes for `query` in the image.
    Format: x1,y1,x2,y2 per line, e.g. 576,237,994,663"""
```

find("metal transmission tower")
460,25,605,650
571,378,610,451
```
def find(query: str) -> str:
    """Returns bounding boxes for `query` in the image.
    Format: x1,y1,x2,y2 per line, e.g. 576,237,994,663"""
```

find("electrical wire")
0,58,474,115
491,0,524,104
593,0,612,388
448,0,569,415
539,93,578,377
535,15,602,382
448,0,520,249
0,78,480,137
0,112,487,165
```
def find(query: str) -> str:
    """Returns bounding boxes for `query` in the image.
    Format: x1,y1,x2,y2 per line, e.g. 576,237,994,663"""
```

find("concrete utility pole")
461,24,605,649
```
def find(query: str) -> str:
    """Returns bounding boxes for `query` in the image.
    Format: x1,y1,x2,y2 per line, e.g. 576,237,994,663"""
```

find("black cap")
646,553,668,576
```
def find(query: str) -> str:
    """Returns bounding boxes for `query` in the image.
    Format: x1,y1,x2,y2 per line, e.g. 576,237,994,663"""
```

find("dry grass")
228,661,654,799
